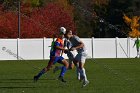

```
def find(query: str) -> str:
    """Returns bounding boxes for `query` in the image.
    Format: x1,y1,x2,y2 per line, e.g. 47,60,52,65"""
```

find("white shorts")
75,51,87,63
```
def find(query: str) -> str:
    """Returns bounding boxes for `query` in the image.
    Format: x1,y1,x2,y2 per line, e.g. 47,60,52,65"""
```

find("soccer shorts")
75,51,87,63
49,56,64,65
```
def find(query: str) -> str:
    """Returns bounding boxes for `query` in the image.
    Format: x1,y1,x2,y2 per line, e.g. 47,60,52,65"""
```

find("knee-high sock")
138,51,140,57
137,51,139,57
36,69,46,78
60,66,67,77
76,66,80,80
79,68,88,81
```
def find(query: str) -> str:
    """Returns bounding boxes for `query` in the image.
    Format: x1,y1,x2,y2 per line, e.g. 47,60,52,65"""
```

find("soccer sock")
76,66,80,80
138,51,140,57
60,66,67,77
82,68,88,81
36,69,46,78
79,68,88,81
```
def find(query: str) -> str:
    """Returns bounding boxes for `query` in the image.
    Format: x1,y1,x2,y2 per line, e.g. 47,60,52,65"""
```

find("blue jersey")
50,38,64,57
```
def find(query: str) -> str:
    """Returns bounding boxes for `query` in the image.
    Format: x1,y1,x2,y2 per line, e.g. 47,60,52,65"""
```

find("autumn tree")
0,2,76,38
55,0,74,17
123,14,140,37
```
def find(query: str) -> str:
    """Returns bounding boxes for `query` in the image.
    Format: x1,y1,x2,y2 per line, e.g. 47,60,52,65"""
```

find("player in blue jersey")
53,31,81,80
34,27,69,82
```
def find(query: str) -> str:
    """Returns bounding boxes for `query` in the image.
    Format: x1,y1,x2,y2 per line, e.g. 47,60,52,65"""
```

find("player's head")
59,27,66,39
65,30,73,39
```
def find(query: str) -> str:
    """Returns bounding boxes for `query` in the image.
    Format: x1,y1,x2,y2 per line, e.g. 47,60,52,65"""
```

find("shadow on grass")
0,86,36,89
0,78,57,83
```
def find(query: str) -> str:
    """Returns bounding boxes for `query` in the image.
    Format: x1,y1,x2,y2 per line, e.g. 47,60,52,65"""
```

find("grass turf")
0,58,140,93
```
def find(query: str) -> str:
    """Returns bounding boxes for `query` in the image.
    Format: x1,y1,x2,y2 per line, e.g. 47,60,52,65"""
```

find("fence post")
128,37,131,58
92,37,95,59
18,1,21,38
43,37,46,60
115,37,118,58
127,37,131,58
17,38,19,60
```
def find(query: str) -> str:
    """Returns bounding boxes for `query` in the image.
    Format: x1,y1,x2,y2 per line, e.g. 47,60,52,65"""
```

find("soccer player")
133,37,140,58
65,40,76,69
65,30,89,87
34,27,69,82
53,31,80,80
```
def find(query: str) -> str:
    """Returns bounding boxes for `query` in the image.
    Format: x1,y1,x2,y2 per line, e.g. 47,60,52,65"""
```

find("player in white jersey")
65,30,89,87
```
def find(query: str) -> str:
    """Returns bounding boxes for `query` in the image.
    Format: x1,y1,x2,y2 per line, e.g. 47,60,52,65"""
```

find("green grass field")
0,59,140,93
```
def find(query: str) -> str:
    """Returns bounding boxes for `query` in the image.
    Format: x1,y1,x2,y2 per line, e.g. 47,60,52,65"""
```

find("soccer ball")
60,27,66,34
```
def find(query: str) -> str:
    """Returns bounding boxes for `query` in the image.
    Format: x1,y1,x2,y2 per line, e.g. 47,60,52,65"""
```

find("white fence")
0,37,137,60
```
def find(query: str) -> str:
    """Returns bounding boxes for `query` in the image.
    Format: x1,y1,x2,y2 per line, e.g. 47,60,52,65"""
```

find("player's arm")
54,40,68,51
55,46,67,51
70,36,84,51
72,41,84,50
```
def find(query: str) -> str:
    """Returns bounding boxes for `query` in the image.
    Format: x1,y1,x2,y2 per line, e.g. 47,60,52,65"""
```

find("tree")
123,14,140,37
0,11,18,38
55,0,74,17
0,2,76,38
91,0,139,37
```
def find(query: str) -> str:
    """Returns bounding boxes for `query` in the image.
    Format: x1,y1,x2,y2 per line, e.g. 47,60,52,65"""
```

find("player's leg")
69,51,81,80
79,62,88,80
68,57,74,69
73,59,80,80
53,51,75,73
79,62,89,87
58,57,69,82
76,53,89,87
53,59,72,73
34,57,55,82
138,48,140,58
136,47,139,58
67,51,75,69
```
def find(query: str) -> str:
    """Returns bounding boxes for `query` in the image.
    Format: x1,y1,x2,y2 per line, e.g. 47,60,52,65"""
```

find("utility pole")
18,0,21,38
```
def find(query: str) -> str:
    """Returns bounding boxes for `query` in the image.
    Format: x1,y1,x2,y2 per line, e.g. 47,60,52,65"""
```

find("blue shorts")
50,56,64,64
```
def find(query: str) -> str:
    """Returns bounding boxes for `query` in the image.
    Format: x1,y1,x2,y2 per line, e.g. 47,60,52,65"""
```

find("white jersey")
69,35,87,63
69,35,87,53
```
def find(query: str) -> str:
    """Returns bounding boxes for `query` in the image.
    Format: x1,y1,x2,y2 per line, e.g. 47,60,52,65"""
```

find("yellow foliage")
123,14,140,38
123,14,132,25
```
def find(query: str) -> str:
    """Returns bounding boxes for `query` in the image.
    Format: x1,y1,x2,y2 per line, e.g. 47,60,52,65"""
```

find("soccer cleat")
34,76,39,82
53,66,59,73
82,80,89,87
58,76,66,83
